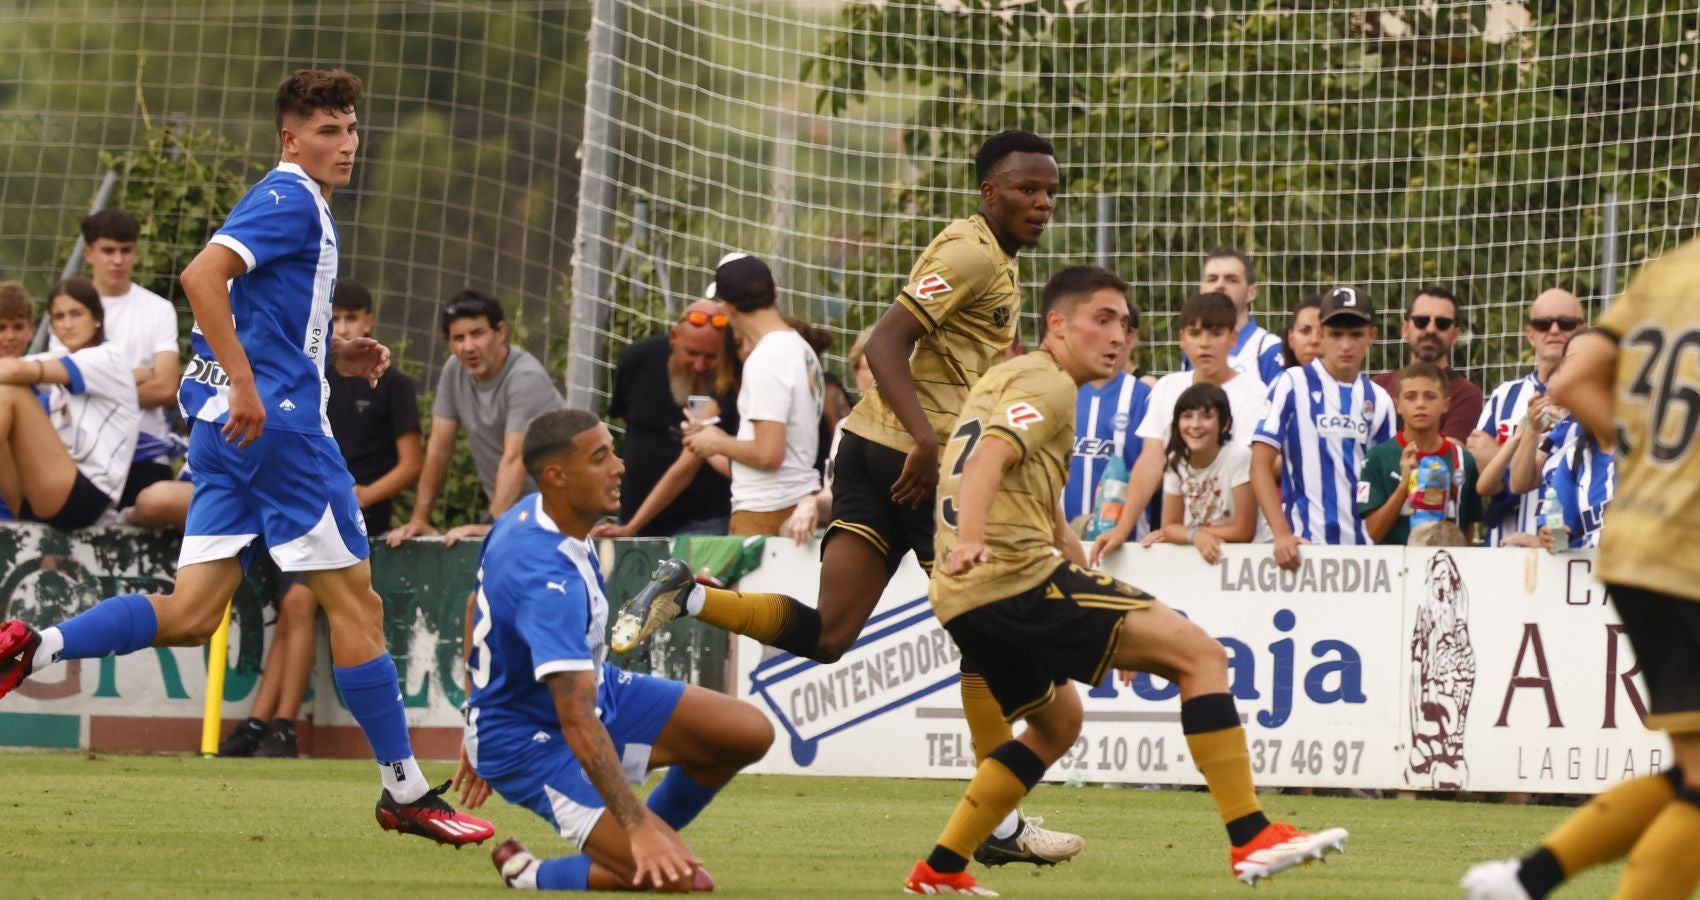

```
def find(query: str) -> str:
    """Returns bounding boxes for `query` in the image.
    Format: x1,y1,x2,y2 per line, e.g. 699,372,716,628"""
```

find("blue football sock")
332,654,414,764
536,854,593,891
54,593,157,659
646,766,722,831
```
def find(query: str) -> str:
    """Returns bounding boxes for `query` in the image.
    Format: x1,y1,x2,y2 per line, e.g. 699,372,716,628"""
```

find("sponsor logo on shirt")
184,356,229,387
1006,402,1044,430
910,272,951,301
1315,413,1369,440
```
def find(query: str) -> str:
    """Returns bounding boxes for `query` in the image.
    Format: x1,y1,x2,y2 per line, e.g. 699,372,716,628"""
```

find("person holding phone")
594,299,739,537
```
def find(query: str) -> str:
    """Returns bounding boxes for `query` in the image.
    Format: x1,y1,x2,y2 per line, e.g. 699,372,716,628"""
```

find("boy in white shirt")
683,254,822,535
61,210,181,506
1092,291,1270,563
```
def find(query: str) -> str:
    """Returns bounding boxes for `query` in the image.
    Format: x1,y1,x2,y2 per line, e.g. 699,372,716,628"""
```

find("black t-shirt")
328,367,421,536
609,334,735,536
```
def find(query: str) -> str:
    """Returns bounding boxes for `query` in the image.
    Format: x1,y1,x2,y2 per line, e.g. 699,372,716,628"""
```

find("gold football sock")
960,674,1012,766
1544,772,1676,877
1186,725,1263,825
935,756,1031,860
1612,800,1700,900
696,587,798,644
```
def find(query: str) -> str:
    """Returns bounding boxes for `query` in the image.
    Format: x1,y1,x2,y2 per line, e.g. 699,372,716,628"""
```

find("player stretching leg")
902,267,1347,895
613,130,1081,867
1462,246,1700,900
451,409,773,891
0,69,492,846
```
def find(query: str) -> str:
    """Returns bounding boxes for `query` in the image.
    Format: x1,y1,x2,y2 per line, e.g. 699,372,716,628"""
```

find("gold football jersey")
1596,235,1700,603
843,215,1021,453
930,350,1075,624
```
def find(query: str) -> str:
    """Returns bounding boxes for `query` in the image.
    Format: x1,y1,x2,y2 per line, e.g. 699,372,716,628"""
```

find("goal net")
0,0,586,383
566,0,1700,409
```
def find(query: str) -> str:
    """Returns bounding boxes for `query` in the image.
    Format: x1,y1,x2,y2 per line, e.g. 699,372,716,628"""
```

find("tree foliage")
811,0,1700,375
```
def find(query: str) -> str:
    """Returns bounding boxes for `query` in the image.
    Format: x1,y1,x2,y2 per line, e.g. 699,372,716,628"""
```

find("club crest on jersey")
911,273,951,301
992,305,1012,328
1006,402,1044,430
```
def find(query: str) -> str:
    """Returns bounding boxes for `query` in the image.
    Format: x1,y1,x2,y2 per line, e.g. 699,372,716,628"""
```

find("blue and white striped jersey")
180,162,338,436
1477,370,1545,544
1066,371,1152,526
465,494,610,737
1539,418,1615,549
1253,360,1396,545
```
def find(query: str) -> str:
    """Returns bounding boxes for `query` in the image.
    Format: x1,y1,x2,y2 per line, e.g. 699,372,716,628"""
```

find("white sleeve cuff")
209,235,256,272
534,659,596,680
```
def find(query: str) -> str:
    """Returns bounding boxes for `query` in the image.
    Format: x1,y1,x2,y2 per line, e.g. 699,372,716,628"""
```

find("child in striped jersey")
1251,286,1396,570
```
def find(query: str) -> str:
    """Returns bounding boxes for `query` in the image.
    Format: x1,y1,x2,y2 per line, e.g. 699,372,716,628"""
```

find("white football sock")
684,584,707,617
992,809,1021,840
380,756,430,804
33,627,65,673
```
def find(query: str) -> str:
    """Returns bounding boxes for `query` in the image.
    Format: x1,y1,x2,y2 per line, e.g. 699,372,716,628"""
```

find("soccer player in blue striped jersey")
1470,288,1586,546
1251,286,1396,569
0,68,494,847
456,409,772,891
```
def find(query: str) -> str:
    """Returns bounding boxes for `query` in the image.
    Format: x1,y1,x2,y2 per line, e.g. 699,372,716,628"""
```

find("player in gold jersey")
1464,240,1700,900
612,131,1082,865
904,266,1348,896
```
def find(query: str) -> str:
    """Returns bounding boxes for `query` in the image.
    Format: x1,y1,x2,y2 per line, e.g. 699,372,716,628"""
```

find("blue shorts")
468,664,686,849
179,419,369,572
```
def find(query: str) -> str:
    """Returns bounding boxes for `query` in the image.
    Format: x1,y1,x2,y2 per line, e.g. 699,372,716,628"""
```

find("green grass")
3,752,1618,898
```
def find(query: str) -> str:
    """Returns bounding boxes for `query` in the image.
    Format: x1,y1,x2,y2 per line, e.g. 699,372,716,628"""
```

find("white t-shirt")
50,283,178,462
1137,371,1269,446
30,343,142,502
1163,442,1253,530
1138,371,1271,540
732,328,823,512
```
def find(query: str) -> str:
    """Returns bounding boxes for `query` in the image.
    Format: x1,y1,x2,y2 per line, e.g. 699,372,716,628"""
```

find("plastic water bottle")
1086,456,1130,540
1540,485,1569,550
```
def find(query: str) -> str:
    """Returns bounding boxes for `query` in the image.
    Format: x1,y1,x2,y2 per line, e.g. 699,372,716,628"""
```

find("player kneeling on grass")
903,266,1348,896
452,408,774,892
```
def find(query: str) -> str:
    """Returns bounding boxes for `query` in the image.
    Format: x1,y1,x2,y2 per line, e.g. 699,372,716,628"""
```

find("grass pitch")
4,752,1618,898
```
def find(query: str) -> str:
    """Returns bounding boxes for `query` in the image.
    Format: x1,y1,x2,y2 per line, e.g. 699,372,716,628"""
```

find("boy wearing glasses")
1469,288,1586,546
1370,286,1483,441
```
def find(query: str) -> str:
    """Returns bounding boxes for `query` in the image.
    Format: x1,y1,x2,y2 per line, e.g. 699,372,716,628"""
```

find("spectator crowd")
4,211,1610,754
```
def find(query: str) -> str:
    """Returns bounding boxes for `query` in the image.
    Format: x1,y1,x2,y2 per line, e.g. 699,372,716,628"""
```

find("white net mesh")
0,0,586,382
568,0,1700,410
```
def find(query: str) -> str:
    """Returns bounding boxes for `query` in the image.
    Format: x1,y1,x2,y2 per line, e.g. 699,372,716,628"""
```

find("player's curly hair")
0,282,33,323
274,68,364,131
975,129,1054,184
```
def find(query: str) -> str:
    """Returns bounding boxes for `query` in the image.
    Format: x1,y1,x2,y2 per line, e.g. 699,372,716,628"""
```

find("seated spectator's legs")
127,480,193,531
120,460,175,510
272,582,319,725
728,505,795,536
0,383,88,522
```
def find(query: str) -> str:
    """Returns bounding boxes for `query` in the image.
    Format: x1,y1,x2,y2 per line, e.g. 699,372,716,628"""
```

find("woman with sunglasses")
1469,288,1587,546
1369,285,1484,441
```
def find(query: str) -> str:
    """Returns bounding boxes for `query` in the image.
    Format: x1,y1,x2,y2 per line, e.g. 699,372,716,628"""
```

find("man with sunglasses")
1468,288,1586,547
1371,285,1483,441
597,299,737,537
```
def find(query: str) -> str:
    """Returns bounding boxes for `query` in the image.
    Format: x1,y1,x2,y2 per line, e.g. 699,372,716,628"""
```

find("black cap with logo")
1319,285,1375,326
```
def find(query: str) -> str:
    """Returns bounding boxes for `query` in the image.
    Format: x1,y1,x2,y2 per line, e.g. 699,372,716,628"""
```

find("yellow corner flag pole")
199,600,234,758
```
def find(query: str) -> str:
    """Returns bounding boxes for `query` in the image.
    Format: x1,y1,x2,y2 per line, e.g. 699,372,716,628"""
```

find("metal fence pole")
1600,191,1620,303
565,0,626,412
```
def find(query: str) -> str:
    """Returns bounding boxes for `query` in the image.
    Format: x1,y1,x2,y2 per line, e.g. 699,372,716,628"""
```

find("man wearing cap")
595,299,737,537
1370,286,1483,441
680,255,823,536
1252,286,1397,568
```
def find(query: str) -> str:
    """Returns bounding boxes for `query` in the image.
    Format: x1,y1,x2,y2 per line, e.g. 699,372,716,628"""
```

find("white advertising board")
735,542,1670,793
